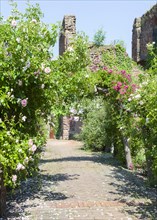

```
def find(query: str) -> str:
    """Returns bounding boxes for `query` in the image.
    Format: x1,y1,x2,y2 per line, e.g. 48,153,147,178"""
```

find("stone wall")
132,4,157,65
0,165,6,218
59,15,78,140
59,15,76,55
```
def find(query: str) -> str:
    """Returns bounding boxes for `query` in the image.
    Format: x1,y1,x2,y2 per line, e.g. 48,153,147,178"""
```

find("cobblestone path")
7,140,157,220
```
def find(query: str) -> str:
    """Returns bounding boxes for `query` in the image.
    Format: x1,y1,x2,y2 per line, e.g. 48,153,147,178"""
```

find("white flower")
128,98,132,102
44,67,51,74
70,108,77,114
0,118,2,123
18,149,22,153
41,84,45,89
142,81,148,86
74,116,79,122
31,19,37,23
7,131,11,136
16,38,20,43
28,139,33,146
26,61,30,68
18,80,23,86
12,175,17,183
152,41,155,45
24,157,29,164
134,94,141,99
139,101,144,105
30,144,37,152
78,109,83,114
11,20,17,27
67,46,74,52
16,163,25,171
11,88,13,92
11,95,14,99
22,116,27,121
119,127,123,130
17,98,21,103
16,139,19,143
7,92,11,96
146,118,149,124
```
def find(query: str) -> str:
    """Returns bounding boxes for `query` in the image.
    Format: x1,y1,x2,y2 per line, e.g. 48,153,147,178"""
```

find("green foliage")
0,2,94,188
111,39,126,49
93,28,106,47
79,97,114,151
102,44,133,72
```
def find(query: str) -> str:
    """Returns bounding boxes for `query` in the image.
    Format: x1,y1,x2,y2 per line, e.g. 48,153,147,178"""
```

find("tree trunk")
0,166,6,218
122,136,134,170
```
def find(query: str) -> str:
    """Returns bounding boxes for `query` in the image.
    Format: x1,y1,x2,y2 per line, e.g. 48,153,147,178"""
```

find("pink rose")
21,99,27,107
44,67,51,74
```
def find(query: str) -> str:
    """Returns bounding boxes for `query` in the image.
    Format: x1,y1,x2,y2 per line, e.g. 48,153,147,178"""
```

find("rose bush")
0,2,94,188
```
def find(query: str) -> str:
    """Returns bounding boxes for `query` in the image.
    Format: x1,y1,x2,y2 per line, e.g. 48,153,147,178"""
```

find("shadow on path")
41,154,157,219
6,145,157,219
6,173,79,218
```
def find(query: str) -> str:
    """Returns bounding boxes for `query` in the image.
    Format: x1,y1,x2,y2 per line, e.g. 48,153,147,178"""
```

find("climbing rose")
30,144,37,152
12,175,17,183
108,69,113,74
31,19,37,23
44,67,51,73
22,116,27,121
41,84,45,89
16,163,25,171
28,139,33,146
11,20,17,27
21,99,27,107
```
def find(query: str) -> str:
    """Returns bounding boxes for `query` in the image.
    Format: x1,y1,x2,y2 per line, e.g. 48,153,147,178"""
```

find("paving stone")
6,140,157,220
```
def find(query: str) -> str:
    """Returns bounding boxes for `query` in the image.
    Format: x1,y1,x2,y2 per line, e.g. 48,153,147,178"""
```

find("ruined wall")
132,4,157,64
59,15,76,55
59,15,77,140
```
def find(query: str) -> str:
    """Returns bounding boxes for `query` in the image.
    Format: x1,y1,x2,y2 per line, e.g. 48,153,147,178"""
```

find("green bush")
80,98,114,152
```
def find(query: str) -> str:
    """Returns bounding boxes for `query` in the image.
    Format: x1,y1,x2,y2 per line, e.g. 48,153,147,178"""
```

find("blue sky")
1,1,156,58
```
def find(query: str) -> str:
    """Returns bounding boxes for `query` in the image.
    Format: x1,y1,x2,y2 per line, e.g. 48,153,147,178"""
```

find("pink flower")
119,88,126,95
103,66,108,70
129,163,134,170
44,67,51,74
28,139,33,146
12,175,17,183
126,74,131,82
108,69,113,74
124,85,129,89
11,20,17,27
16,163,25,171
21,99,27,107
121,70,126,75
30,144,37,152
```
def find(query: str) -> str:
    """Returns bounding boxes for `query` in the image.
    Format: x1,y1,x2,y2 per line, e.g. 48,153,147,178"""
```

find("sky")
1,0,156,58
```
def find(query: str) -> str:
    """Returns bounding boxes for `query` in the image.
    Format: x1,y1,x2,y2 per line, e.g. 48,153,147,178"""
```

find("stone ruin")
59,15,82,140
132,3,157,65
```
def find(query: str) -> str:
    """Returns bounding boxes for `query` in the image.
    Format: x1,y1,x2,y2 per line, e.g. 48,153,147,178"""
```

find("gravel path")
6,140,157,220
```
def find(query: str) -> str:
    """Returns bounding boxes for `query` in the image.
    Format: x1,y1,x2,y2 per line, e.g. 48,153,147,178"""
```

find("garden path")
7,140,157,220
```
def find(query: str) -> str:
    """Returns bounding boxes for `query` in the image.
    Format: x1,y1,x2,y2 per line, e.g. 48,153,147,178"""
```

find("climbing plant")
0,2,93,188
